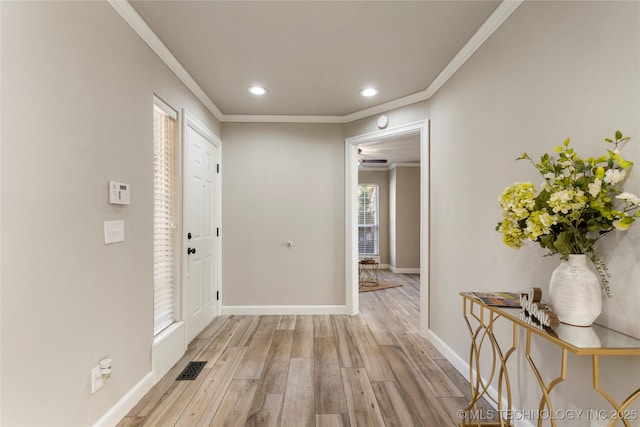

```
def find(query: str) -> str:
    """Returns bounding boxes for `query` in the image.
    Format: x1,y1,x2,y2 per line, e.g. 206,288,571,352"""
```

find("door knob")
187,247,196,255
187,232,192,240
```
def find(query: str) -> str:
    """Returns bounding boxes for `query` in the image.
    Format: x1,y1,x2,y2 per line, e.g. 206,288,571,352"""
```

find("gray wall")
427,0,639,417
221,123,345,307
1,2,219,425
358,170,390,265
389,166,420,269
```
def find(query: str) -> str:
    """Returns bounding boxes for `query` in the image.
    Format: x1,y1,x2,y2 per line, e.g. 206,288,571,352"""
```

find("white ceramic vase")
548,254,602,327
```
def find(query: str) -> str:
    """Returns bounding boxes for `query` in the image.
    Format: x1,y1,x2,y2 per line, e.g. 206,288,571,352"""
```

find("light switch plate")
104,220,125,244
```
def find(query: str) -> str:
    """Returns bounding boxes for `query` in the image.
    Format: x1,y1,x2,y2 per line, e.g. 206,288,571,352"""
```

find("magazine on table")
465,291,523,308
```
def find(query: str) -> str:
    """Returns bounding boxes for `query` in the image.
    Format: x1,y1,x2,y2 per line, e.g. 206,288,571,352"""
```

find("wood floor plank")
291,315,314,358
115,416,144,427
281,358,315,427
370,381,417,427
434,358,497,410
256,330,294,394
246,394,284,427
359,294,399,345
247,330,294,423
438,396,498,425
395,331,464,398
197,315,235,340
313,315,334,337
315,414,350,427
341,367,386,427
314,337,348,414
381,291,420,334
227,315,261,347
141,367,210,426
195,317,243,368
234,316,279,380
209,379,259,427
332,316,364,369
380,345,452,426
350,324,395,381
174,346,247,427
277,315,297,330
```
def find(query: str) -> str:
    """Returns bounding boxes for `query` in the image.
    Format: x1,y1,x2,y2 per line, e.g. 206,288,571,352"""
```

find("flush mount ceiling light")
248,86,268,95
360,87,379,97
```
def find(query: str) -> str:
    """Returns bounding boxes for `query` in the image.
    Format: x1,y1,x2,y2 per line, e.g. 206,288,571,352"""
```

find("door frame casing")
344,120,430,335
182,110,222,343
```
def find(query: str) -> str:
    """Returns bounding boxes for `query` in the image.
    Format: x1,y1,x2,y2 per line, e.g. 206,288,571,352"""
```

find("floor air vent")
176,361,206,381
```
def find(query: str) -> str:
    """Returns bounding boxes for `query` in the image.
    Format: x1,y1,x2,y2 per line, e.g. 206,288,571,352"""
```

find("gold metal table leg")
462,299,516,426
592,355,640,427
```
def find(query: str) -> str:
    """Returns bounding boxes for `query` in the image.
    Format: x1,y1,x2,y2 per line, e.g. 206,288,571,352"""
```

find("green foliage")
497,131,639,297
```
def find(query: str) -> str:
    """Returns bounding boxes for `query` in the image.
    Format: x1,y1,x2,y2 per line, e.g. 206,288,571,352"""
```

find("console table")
460,292,640,427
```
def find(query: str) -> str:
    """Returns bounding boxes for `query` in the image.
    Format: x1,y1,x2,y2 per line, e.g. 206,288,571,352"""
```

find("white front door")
184,113,220,343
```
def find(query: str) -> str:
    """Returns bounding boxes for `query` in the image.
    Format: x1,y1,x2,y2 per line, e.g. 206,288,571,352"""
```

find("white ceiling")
128,0,502,118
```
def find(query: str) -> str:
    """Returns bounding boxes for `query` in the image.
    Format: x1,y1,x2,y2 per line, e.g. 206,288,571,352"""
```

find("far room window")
153,97,178,336
358,184,379,255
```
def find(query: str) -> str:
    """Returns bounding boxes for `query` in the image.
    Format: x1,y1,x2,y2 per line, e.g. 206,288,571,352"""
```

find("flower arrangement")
497,131,640,296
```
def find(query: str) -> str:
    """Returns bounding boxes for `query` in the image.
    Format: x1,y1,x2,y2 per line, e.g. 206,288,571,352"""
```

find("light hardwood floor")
118,271,493,426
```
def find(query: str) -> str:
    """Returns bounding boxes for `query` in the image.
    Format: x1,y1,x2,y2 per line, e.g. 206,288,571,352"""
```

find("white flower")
588,178,602,197
616,192,640,206
603,168,626,185
543,172,556,185
613,219,630,231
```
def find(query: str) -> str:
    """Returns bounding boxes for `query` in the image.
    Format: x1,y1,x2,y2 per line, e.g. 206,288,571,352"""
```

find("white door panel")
184,113,220,343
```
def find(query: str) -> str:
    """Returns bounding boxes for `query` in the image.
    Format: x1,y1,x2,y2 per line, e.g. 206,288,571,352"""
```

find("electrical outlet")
91,366,104,394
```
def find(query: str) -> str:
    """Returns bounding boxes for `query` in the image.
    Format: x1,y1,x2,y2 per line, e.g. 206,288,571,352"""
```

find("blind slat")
154,104,178,336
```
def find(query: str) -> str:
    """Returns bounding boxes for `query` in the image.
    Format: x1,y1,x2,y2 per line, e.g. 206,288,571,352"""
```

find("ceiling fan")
358,148,387,165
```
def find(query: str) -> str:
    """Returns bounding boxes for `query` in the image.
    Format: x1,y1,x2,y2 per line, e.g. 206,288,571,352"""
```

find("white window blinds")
358,184,379,255
153,101,178,336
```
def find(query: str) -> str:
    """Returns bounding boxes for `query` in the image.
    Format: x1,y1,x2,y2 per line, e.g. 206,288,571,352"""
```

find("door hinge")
217,164,220,173
216,227,219,237
216,291,219,301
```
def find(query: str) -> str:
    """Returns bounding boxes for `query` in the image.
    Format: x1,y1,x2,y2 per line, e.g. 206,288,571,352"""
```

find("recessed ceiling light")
249,86,268,95
360,87,379,97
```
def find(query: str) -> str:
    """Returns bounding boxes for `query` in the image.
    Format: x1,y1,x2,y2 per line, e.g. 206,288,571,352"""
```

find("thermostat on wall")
109,181,130,205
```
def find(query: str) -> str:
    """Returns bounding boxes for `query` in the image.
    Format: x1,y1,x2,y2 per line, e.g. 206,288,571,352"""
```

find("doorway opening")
345,120,429,335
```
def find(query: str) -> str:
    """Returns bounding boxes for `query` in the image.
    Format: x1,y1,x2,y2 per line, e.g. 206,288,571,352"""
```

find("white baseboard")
378,263,390,270
425,329,533,427
389,266,420,274
220,305,350,315
92,372,153,427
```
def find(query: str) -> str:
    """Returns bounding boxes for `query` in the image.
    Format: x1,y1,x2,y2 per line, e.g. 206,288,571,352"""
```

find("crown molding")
110,0,522,125
107,0,224,120
222,114,345,124
423,0,523,99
